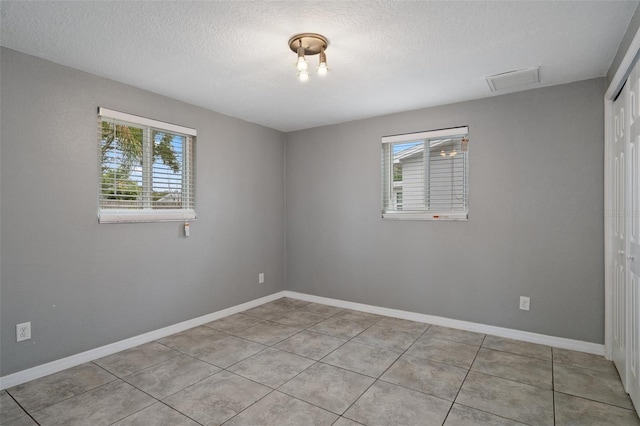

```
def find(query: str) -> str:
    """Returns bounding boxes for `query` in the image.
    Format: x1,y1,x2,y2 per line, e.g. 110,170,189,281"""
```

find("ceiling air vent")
486,67,540,92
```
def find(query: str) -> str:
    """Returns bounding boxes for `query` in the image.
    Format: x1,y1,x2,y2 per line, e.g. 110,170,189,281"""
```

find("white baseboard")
283,291,605,356
1,289,604,390
0,291,286,390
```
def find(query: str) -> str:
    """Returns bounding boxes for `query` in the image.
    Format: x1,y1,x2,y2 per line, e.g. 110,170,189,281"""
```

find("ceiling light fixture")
289,33,329,82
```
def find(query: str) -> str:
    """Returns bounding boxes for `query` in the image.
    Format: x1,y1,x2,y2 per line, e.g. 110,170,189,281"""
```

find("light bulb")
296,56,308,71
440,150,446,157
296,45,307,71
317,62,329,76
298,70,309,82
317,49,329,76
449,150,457,157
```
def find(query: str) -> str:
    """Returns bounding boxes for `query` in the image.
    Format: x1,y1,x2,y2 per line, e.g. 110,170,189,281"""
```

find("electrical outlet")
258,273,264,284
16,322,31,342
519,296,530,311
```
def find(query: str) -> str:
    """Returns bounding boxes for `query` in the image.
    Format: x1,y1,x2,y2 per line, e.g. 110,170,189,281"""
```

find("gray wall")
0,48,286,375
608,2,640,88
286,78,606,343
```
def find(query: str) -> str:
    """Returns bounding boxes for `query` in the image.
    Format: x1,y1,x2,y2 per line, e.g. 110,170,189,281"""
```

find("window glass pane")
429,138,466,211
100,120,144,209
394,141,425,211
152,131,185,209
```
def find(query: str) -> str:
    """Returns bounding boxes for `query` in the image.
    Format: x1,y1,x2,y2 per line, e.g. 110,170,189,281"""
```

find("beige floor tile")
482,335,551,360
272,310,329,328
554,392,640,426
344,380,452,426
472,348,552,389
204,313,265,334
308,317,372,339
274,330,347,360
332,417,363,426
31,380,154,426
373,317,430,334
406,335,479,368
268,298,310,311
163,371,270,426
228,348,314,388
331,309,382,324
298,302,344,317
94,342,179,377
242,300,301,321
553,347,618,375
380,354,467,401
444,404,527,425
156,326,228,355
122,354,220,399
111,402,200,426
321,341,401,378
279,362,374,414
232,321,301,345
352,325,421,352
224,391,338,426
456,371,554,426
0,415,38,426
7,363,116,412
1,390,29,424
190,335,266,368
554,363,634,409
424,325,485,346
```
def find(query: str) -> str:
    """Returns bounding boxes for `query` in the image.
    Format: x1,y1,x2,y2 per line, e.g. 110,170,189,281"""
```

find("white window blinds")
98,107,196,223
381,126,469,220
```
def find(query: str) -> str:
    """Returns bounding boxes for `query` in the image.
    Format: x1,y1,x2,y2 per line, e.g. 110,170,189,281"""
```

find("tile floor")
1,297,639,425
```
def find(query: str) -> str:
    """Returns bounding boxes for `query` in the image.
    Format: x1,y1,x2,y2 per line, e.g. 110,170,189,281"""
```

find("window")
381,126,469,220
98,107,196,223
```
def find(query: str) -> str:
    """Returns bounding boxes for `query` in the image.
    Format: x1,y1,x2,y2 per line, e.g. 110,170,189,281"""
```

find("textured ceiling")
1,1,637,132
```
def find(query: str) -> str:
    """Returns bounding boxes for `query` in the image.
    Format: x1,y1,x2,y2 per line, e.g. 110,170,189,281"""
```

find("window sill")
382,211,468,221
99,209,196,224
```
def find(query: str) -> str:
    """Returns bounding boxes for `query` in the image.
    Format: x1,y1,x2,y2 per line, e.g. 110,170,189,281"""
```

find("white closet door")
613,79,629,387
627,57,640,408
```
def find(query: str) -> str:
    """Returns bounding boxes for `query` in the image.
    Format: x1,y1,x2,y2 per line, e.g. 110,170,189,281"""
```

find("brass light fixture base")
288,33,329,56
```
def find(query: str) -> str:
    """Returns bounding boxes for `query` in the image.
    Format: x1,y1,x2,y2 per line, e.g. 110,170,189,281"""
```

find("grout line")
155,400,205,426
457,369,552,391
5,391,42,426
479,344,553,362
444,334,485,423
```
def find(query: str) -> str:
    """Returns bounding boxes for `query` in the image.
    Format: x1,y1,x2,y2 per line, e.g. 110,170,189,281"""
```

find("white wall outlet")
519,296,530,311
258,273,264,284
16,322,31,342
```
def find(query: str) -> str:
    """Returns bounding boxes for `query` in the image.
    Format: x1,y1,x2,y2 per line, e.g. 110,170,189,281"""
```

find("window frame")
98,107,196,224
381,126,469,221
